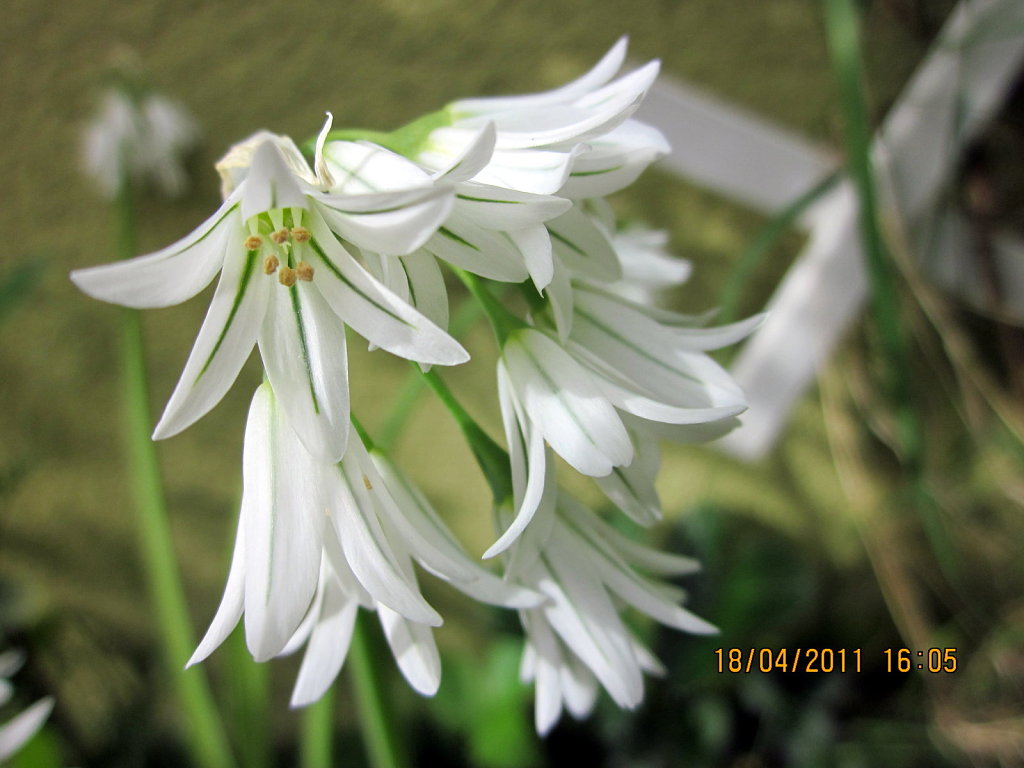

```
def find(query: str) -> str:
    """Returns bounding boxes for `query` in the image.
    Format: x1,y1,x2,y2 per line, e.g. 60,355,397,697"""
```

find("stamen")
244,235,263,251
296,261,314,282
263,255,280,274
270,228,289,244
278,267,297,287
362,474,373,490
291,226,311,243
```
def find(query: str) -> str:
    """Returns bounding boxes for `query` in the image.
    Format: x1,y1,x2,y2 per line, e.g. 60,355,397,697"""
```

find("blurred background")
1,0,1022,765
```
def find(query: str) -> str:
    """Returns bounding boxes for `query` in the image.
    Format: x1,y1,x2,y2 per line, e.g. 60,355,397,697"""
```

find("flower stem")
115,181,237,768
299,687,334,768
452,269,523,346
350,614,408,768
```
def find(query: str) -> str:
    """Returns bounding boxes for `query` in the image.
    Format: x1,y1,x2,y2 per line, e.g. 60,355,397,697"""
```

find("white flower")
418,37,668,198
322,127,572,320
82,88,199,199
189,383,540,691
0,650,54,763
490,287,757,546
72,118,467,461
504,493,715,735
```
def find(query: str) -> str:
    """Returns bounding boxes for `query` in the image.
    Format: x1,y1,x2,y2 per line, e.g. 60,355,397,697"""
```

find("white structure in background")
0,650,53,762
637,0,1024,460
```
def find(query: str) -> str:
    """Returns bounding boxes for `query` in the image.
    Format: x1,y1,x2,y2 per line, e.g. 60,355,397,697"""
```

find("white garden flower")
72,118,466,461
489,286,757,546
189,382,540,677
82,87,199,199
0,650,54,763
322,126,572,320
504,492,715,735
417,38,667,199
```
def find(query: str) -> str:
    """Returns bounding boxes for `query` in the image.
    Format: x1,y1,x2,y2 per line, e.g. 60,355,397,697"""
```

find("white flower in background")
0,650,54,763
502,492,715,735
82,87,199,199
418,37,668,199
189,382,540,683
72,118,466,461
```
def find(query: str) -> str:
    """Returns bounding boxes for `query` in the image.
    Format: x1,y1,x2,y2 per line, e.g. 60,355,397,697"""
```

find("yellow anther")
244,235,263,251
278,267,297,287
296,261,314,282
270,229,289,244
291,226,311,242
362,474,373,490
263,255,279,274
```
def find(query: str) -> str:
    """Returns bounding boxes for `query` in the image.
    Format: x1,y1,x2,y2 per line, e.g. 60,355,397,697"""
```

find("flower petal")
547,207,621,283
424,212,530,283
0,697,54,762
241,141,310,220
259,281,350,462
323,141,434,194
289,576,358,707
378,605,441,696
454,184,571,230
242,383,326,661
188,507,247,666
152,229,270,440
306,213,468,365
71,196,239,309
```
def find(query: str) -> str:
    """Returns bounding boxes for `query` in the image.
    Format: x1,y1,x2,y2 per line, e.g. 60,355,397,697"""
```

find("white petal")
378,605,441,696
71,196,239,309
314,186,453,256
0,651,24,679
396,253,449,332
432,123,496,182
560,120,669,199
241,141,310,220
544,255,574,341
305,213,469,366
0,697,54,762
509,224,554,292
669,313,766,351
521,610,565,735
323,141,433,194
188,507,247,666
152,228,270,440
504,330,632,476
471,146,578,195
454,184,571,230
424,213,530,283
560,651,599,720
451,37,628,115
547,207,621,283
290,579,358,707
330,456,442,626
242,383,326,661
259,281,350,462
370,450,541,607
593,438,662,526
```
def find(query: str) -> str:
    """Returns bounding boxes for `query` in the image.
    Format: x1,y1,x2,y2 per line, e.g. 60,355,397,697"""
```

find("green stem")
299,688,334,768
116,181,237,768
823,0,956,577
350,614,407,768
452,269,524,346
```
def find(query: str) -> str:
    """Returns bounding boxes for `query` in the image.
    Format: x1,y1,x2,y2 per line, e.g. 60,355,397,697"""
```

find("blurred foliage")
0,0,1021,765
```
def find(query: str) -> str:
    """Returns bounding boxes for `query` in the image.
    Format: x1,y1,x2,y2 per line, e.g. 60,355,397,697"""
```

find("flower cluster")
73,38,758,732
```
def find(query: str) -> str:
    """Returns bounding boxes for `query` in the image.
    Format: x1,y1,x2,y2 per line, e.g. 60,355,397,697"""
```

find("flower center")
244,209,315,286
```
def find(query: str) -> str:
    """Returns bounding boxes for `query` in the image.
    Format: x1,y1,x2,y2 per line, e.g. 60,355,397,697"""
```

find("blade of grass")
116,180,237,768
823,0,957,579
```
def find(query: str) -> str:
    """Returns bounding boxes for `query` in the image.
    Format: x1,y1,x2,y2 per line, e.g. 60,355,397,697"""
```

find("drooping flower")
189,382,540,694
503,492,715,735
418,37,667,199
82,86,200,199
72,118,466,461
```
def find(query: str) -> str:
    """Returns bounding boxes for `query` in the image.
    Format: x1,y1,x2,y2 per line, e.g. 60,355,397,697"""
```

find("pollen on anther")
263,255,279,274
278,267,297,287
244,235,263,251
296,261,314,281
291,226,311,242
362,474,373,490
270,229,289,244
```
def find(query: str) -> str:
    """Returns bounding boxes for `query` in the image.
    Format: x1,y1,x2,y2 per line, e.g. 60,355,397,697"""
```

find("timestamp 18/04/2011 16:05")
714,648,958,674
